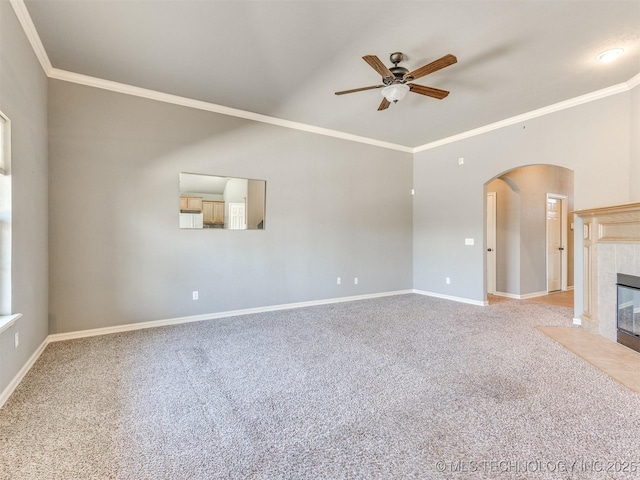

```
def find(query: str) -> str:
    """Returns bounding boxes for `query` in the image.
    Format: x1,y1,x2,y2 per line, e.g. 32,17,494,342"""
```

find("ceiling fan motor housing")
390,66,411,82
385,52,412,84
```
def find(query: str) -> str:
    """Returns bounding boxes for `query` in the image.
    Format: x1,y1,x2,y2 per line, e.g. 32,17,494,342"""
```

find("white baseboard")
493,290,548,300
0,337,48,409
413,289,488,306
573,317,582,326
492,291,521,299
1,289,416,408
47,290,415,343
520,290,549,300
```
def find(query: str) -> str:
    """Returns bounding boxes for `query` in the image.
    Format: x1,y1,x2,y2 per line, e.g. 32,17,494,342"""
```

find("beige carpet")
1,294,639,479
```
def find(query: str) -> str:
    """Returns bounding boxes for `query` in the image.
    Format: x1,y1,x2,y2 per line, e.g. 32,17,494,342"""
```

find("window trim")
0,313,22,335
0,110,16,327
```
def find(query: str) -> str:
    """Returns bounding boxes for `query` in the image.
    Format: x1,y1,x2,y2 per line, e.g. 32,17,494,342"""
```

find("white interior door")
486,192,497,295
228,203,246,230
546,194,564,292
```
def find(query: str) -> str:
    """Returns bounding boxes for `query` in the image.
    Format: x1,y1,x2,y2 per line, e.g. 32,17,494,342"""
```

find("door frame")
486,192,497,295
546,193,568,292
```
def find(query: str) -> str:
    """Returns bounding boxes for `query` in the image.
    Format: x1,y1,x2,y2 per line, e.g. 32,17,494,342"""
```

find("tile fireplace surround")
575,202,640,342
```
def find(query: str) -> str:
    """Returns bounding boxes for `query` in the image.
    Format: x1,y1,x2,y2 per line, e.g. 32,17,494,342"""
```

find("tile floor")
537,326,640,393
493,289,639,393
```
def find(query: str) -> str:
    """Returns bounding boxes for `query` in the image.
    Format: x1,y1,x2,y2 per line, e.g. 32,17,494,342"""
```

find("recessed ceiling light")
597,48,624,63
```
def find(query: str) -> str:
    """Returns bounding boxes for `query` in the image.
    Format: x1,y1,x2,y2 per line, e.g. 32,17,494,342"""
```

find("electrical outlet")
192,291,198,300
14,331,19,349
354,277,359,285
337,277,341,285
446,277,451,285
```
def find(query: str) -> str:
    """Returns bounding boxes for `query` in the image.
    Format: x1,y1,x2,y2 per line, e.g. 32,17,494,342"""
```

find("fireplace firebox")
617,273,640,353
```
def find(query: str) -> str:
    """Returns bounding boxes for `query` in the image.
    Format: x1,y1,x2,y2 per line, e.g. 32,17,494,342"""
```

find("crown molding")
10,0,411,153
627,72,640,89
414,76,639,153
52,66,637,156
48,68,413,154
10,0,639,155
8,0,52,75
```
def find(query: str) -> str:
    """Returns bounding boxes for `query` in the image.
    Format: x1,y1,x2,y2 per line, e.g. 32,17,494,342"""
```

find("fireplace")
617,273,640,353
575,203,640,341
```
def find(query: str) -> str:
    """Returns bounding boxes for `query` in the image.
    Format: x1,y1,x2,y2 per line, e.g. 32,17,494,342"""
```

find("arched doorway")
484,164,574,301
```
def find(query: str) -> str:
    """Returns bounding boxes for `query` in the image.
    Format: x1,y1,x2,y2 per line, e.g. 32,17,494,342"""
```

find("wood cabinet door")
213,202,225,224
202,201,215,224
187,197,202,212
203,201,224,225
180,196,202,212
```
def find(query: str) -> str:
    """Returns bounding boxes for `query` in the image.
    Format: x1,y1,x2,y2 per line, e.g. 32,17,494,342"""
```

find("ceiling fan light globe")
381,84,409,103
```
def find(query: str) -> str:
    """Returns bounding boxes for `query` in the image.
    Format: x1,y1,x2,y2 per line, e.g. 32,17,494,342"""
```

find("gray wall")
487,165,574,296
0,2,49,394
487,178,520,294
413,88,636,305
48,80,413,334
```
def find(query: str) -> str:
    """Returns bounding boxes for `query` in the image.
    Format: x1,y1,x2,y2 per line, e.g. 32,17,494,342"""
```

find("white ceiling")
22,0,640,148
180,173,230,196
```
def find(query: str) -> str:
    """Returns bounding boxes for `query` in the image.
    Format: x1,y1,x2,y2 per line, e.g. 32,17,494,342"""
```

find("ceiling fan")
335,52,457,111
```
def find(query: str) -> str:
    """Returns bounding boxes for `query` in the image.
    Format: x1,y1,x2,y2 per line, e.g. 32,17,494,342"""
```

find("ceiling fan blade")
363,55,395,79
335,85,385,95
378,97,391,111
408,83,450,99
404,54,457,81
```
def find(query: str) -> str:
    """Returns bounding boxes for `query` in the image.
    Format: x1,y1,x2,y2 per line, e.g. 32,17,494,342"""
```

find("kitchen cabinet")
180,196,202,212
179,213,204,229
203,201,225,226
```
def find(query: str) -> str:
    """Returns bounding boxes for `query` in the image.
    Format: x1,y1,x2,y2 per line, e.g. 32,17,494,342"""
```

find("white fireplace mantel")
574,202,640,340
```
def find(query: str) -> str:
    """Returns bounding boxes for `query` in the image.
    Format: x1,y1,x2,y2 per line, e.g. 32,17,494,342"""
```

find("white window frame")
0,110,21,334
